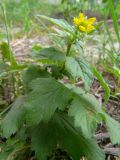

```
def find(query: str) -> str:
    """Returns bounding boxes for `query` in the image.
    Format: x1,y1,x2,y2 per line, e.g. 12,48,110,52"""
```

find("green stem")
66,42,72,56
60,39,74,73
66,37,76,56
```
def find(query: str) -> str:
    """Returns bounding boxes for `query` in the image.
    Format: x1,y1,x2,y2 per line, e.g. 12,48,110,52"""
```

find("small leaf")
65,57,93,90
34,47,66,62
53,27,70,38
22,65,50,88
38,15,74,34
95,21,104,30
32,44,42,52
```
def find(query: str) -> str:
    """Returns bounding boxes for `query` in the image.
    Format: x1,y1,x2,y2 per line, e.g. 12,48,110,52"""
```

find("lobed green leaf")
24,77,72,125
31,112,105,160
1,96,25,138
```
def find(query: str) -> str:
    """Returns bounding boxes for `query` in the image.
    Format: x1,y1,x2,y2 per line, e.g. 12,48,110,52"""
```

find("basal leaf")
1,96,25,138
24,77,72,125
58,113,105,160
31,112,105,160
31,121,57,160
68,97,98,138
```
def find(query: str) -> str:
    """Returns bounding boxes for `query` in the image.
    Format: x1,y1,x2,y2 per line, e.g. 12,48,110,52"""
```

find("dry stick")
104,148,119,156
95,132,109,140
6,145,30,160
95,133,119,156
105,143,114,148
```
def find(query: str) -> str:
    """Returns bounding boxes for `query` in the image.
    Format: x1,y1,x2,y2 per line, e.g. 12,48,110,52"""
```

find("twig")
6,145,30,160
95,132,109,140
104,147,119,156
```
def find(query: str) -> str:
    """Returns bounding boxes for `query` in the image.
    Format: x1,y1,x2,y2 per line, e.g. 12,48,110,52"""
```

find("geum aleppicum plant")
1,13,120,160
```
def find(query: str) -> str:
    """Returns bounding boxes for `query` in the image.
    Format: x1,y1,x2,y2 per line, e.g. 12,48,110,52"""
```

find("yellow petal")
73,17,80,26
79,13,85,22
79,25,86,32
87,18,96,25
86,25,95,32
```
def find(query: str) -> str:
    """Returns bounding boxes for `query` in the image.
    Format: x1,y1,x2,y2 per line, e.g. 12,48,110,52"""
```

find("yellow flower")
73,13,96,33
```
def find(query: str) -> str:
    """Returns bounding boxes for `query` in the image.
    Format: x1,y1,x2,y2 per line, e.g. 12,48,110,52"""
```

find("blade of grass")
109,0,120,43
0,3,17,66
104,23,116,52
92,66,110,104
